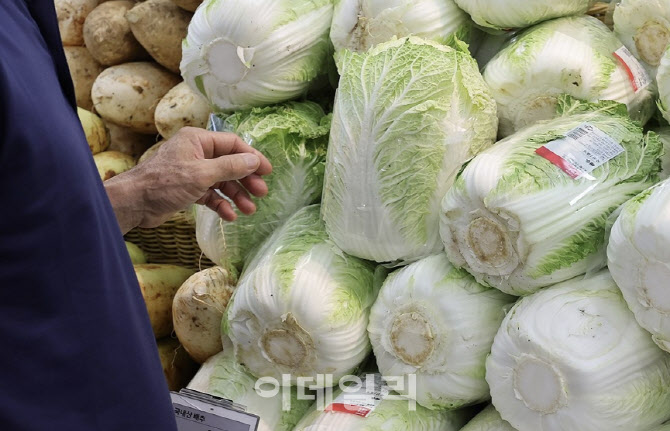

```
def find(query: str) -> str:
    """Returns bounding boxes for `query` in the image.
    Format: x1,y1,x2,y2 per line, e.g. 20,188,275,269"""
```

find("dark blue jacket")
0,1,178,429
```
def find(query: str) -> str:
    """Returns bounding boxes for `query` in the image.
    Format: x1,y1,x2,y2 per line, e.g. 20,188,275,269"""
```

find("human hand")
104,127,272,233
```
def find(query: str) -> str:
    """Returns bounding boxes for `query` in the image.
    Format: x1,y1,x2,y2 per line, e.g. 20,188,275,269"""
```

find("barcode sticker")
325,374,389,418
536,123,624,179
613,46,652,93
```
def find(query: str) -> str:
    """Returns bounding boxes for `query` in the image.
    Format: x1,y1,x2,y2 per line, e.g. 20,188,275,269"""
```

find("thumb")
201,153,260,184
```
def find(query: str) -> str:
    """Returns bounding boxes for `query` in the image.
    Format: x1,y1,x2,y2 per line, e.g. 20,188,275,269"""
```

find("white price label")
613,46,652,93
536,123,624,179
171,390,259,431
325,374,390,418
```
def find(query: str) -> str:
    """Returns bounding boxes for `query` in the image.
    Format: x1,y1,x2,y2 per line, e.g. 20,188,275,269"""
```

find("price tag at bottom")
171,389,259,431
325,374,390,418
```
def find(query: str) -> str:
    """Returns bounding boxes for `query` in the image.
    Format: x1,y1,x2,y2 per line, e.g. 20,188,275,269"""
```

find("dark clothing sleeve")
0,1,178,429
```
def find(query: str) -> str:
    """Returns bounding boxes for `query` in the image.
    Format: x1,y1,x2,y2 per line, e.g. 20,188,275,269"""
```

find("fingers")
188,128,272,175
200,153,262,185
218,181,256,215
197,189,237,221
239,174,269,198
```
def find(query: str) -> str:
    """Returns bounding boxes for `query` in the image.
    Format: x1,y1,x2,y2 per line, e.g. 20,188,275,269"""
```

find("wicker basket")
125,209,214,270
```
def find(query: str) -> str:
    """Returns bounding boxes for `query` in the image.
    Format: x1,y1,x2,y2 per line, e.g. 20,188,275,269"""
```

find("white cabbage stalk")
484,16,655,137
440,97,662,296
368,254,515,410
195,102,329,272
608,179,670,352
293,381,473,431
181,0,333,111
322,37,498,263
614,0,670,77
225,205,377,386
187,351,312,431
657,45,670,124
461,405,516,431
454,0,593,31
486,271,670,431
330,0,472,53
653,127,670,180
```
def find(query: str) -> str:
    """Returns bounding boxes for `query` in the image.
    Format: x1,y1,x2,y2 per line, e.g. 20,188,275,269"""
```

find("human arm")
104,127,272,234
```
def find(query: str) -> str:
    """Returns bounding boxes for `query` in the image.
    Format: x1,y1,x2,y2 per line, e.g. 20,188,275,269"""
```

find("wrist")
104,167,149,234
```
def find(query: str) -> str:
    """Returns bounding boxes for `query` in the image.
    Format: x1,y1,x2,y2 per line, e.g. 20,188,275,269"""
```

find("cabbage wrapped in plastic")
368,254,515,410
181,0,333,111
484,16,655,137
187,351,312,431
454,0,593,31
322,36,497,263
293,373,473,431
614,0,670,78
657,46,670,124
225,205,378,386
608,179,670,353
440,96,662,296
486,271,670,431
196,102,329,273
461,405,516,431
330,0,472,53
652,127,670,180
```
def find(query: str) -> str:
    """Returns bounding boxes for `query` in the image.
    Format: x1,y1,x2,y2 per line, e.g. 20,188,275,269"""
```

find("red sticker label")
325,374,389,418
536,146,582,179
536,123,624,179
613,46,651,93
325,403,373,417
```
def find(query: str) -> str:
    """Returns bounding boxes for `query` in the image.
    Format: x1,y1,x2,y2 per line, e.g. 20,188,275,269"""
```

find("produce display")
56,0,670,430
330,0,472,52
608,179,670,352
180,0,334,111
368,254,514,409
613,0,670,76
486,272,670,431
460,405,515,431
440,97,661,295
172,266,236,363
454,0,593,31
656,127,670,178
485,16,655,137
196,102,330,272
322,37,497,263
293,379,474,431
188,351,313,431
225,205,378,386
659,45,670,123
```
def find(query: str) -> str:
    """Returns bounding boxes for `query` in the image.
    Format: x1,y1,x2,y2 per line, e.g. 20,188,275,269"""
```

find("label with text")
325,374,389,418
613,46,651,93
536,123,624,179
